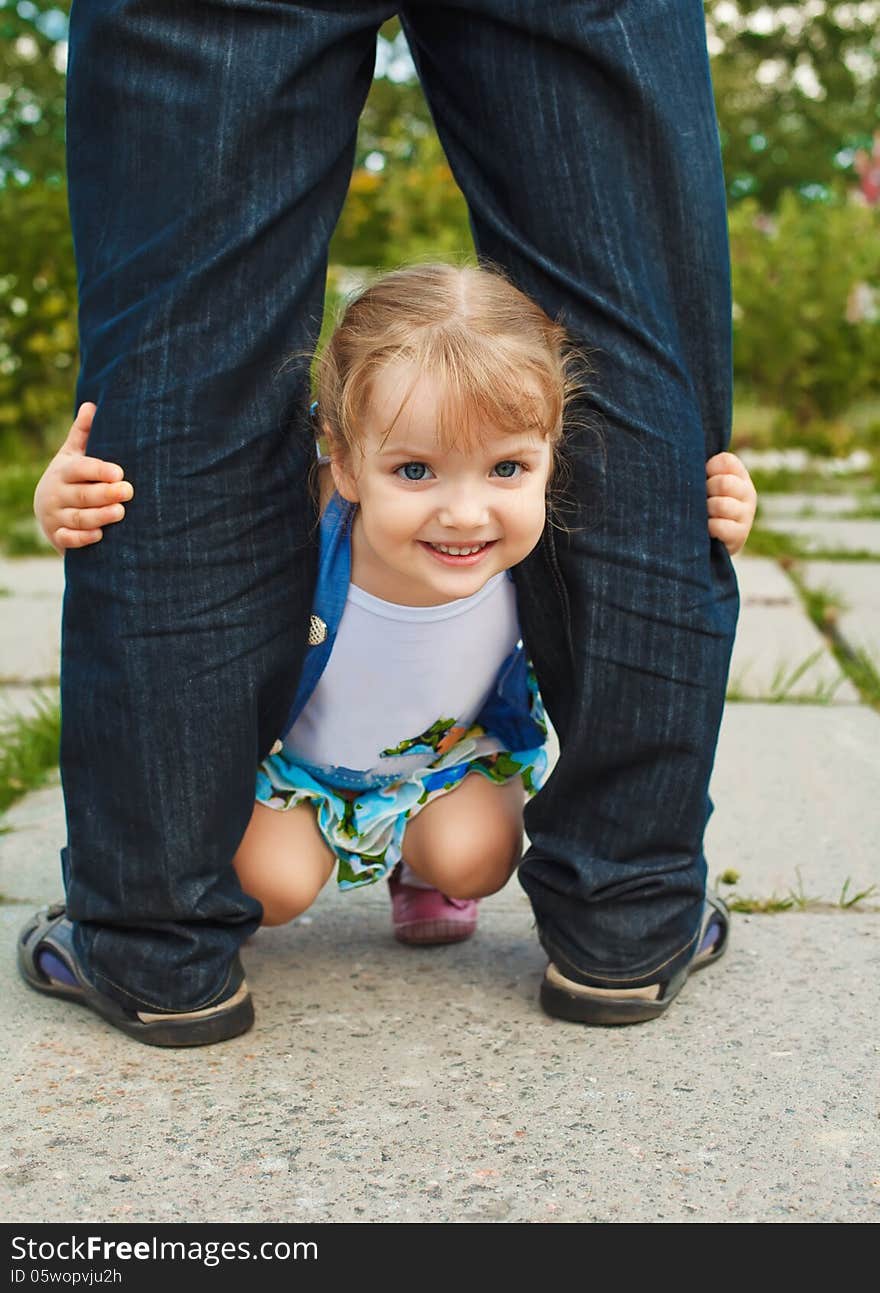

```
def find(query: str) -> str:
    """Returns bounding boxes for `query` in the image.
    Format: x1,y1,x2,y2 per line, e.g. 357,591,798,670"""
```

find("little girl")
33,264,757,953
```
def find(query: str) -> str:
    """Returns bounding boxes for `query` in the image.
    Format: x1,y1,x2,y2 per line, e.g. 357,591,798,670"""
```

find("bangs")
353,333,564,457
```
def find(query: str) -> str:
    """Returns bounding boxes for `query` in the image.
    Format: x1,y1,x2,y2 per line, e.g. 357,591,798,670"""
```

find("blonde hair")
313,263,589,485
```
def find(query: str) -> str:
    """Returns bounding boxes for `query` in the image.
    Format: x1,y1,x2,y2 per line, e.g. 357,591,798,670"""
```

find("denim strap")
281,489,355,735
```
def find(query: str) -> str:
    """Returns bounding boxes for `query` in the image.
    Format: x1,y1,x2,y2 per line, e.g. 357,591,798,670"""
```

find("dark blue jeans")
62,0,737,1011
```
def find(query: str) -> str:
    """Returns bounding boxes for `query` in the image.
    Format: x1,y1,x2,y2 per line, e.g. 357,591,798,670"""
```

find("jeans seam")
542,528,576,670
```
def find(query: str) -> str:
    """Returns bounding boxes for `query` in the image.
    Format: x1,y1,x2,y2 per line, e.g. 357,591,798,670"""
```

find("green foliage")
0,0,68,188
730,195,880,427
707,1,880,207
329,55,473,269
0,182,78,452
0,2,76,453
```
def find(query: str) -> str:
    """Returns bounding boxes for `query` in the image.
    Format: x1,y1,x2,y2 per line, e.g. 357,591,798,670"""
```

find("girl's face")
331,360,554,607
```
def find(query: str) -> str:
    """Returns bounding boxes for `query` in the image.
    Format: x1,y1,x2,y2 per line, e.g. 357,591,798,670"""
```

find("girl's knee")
419,837,523,899
256,880,318,927
403,773,525,897
233,802,335,927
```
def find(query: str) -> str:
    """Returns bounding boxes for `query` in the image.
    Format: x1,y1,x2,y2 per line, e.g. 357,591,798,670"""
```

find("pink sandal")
387,865,478,945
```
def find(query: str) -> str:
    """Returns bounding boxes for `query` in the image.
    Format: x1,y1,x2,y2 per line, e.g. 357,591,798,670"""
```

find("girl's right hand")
33,403,134,554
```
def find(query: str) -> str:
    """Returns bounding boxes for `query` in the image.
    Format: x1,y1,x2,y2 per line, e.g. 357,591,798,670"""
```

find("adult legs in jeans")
402,0,740,988
51,0,735,1025
57,1,395,1014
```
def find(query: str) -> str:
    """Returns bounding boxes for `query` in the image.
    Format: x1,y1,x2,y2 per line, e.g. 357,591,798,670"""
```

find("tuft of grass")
791,548,879,563
787,568,880,711
715,868,879,913
726,892,796,914
839,648,880,709
838,879,878,908
766,650,844,703
796,579,845,630
787,867,821,911
0,692,62,814
726,650,846,704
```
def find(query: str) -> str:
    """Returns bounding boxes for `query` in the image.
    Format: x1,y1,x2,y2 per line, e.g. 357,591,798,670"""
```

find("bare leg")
232,802,335,927
402,774,526,899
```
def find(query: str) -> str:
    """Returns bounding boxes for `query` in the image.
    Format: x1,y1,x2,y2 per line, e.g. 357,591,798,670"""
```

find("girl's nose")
436,488,491,531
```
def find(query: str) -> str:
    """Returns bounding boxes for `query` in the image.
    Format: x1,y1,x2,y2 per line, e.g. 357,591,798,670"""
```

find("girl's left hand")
706,451,757,556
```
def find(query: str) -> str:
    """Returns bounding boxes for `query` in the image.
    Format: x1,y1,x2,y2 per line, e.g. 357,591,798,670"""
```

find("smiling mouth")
419,540,498,566
428,542,490,555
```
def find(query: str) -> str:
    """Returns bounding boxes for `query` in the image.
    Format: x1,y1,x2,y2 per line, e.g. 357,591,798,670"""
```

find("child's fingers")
706,473,754,501
60,454,129,487
60,503,126,531
707,495,748,521
53,526,103,549
63,403,98,453
708,517,745,552
706,451,749,479
54,479,133,509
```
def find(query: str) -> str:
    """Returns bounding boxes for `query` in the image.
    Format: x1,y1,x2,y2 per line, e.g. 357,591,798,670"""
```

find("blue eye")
395,462,433,481
492,460,523,479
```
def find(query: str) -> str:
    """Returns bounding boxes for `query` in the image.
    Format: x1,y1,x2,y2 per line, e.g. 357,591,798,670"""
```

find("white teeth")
430,543,487,556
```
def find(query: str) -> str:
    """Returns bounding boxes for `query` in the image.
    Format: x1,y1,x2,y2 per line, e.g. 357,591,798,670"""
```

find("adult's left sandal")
17,903,254,1048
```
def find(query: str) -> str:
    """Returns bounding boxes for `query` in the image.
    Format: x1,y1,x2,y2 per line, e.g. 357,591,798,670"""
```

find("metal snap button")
308,614,328,645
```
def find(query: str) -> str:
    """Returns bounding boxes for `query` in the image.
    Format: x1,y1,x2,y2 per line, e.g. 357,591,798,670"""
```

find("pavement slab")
733,553,801,603
705,704,879,904
758,494,867,518
2,899,877,1224
0,555,64,683
759,518,880,556
0,556,65,600
728,557,858,702
799,561,880,663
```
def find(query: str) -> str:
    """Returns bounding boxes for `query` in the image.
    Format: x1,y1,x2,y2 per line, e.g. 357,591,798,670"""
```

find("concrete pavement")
1,532,878,1224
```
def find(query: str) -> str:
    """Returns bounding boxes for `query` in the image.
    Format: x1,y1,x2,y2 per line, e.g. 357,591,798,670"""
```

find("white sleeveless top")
282,570,520,782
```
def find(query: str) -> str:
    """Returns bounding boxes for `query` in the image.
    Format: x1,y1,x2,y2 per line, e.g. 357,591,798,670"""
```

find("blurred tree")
730,195,880,428
0,0,68,187
0,181,76,447
2,4,880,454
0,1,74,451
707,0,880,206
329,20,472,268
